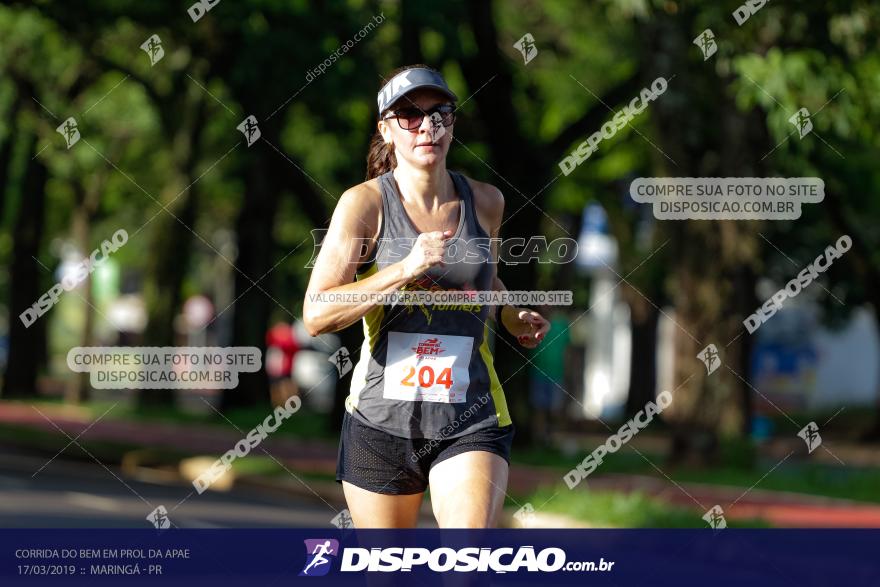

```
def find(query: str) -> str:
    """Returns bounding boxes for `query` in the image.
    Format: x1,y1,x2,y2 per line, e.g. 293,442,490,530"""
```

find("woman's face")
378,88,455,169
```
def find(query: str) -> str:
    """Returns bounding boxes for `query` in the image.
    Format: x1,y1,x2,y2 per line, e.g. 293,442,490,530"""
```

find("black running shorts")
335,411,515,495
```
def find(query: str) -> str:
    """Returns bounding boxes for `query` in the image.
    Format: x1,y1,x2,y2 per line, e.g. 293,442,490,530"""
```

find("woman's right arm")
302,186,449,336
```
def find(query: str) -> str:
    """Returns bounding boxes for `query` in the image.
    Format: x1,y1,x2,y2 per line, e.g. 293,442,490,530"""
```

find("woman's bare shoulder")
333,178,383,234
460,175,503,208
458,174,504,231
339,177,382,209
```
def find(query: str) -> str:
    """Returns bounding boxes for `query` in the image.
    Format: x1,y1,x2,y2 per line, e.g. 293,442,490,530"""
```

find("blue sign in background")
1,529,878,586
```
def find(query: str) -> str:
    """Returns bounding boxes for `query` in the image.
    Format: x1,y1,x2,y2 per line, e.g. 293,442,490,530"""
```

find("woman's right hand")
402,229,453,280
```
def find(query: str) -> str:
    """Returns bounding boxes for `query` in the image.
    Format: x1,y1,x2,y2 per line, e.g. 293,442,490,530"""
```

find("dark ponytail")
365,63,441,181
365,130,396,180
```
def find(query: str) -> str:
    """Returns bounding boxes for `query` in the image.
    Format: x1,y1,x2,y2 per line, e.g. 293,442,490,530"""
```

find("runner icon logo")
330,509,354,529
798,421,822,454
513,33,538,65
140,34,165,66
702,505,727,530
513,503,536,528
789,108,813,139
428,111,446,142
693,29,717,60
237,115,261,147
56,117,80,149
300,539,339,577
146,505,171,529
697,344,721,376
329,347,353,377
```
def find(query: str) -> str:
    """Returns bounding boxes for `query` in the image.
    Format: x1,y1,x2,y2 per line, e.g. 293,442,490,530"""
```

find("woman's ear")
378,119,393,146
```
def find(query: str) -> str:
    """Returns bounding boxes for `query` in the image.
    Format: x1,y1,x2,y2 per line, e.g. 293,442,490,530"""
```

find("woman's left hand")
501,306,550,349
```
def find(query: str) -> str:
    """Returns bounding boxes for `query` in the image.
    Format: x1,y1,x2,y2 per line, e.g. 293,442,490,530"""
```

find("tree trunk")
624,291,659,418
221,127,283,412
3,135,48,399
458,0,545,445
139,93,207,409
65,180,102,404
641,8,763,465
0,93,22,226
823,190,880,440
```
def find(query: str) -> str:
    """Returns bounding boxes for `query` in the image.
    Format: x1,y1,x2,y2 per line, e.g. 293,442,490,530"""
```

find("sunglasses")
383,104,456,131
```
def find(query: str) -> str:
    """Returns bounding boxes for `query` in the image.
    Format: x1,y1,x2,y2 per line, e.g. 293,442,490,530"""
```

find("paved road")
0,448,343,528
6,401,878,527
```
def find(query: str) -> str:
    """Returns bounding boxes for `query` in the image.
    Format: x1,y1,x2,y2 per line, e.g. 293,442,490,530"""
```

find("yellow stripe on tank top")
479,322,512,426
345,263,384,413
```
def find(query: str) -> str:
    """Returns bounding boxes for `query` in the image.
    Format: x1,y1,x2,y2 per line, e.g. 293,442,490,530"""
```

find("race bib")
384,332,473,403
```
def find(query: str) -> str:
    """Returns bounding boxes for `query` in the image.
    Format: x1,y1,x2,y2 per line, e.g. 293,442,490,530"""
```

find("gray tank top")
345,169,512,439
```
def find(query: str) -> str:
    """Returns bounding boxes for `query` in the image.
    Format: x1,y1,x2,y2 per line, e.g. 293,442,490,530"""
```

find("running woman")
304,65,550,528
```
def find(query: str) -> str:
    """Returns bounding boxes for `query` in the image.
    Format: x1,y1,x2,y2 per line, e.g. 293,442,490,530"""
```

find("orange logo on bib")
412,338,443,358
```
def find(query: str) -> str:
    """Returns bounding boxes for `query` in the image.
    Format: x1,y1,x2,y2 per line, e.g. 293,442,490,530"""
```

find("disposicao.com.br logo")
298,540,614,575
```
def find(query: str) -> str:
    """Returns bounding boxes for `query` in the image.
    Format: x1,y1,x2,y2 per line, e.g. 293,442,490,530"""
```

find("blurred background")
1,0,879,529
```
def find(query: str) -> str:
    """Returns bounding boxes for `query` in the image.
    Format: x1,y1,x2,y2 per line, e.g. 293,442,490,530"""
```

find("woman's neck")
392,163,451,211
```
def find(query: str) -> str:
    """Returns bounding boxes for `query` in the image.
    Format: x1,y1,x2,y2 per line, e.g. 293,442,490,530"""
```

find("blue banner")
2,529,877,586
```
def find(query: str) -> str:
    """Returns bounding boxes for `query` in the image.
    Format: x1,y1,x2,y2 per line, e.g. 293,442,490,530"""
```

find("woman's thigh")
427,451,509,528
341,481,424,528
